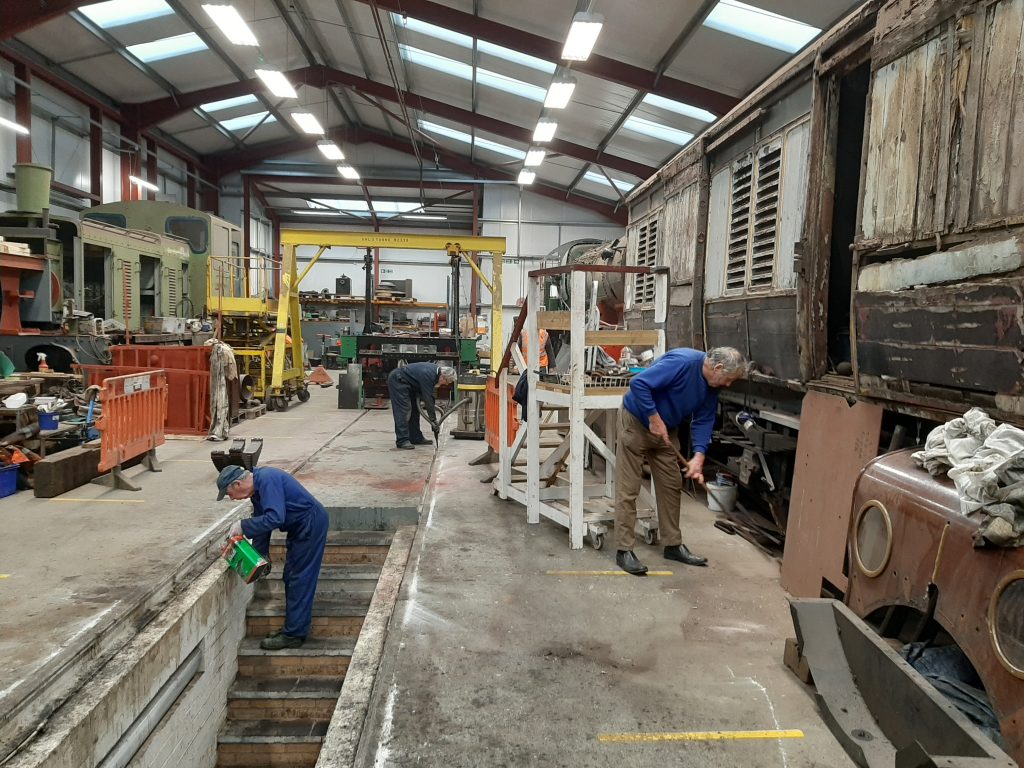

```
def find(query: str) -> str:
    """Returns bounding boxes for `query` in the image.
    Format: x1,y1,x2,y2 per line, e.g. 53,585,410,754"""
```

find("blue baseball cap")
216,465,247,500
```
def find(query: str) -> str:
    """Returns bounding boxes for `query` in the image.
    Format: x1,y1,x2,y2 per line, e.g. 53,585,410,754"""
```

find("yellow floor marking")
46,498,147,504
598,729,805,743
0,574,10,579
546,570,674,577
163,459,212,463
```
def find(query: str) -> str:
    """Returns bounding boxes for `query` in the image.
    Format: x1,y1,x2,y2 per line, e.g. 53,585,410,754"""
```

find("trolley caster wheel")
644,529,659,546
265,397,275,412
272,395,288,412
297,388,311,403
590,533,605,551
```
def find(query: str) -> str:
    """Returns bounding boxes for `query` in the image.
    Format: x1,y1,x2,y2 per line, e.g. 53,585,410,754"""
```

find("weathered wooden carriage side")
853,0,1024,424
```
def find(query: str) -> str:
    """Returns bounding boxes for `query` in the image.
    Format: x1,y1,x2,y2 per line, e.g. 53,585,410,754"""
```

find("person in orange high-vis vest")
520,328,550,372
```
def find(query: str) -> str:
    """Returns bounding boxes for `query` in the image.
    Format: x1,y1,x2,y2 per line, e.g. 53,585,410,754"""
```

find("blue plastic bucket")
0,464,18,498
38,412,59,430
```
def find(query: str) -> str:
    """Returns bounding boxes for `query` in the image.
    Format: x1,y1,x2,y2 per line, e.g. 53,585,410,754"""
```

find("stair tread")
230,676,343,698
238,636,356,657
269,530,392,546
248,596,370,618
265,565,381,581
218,720,328,743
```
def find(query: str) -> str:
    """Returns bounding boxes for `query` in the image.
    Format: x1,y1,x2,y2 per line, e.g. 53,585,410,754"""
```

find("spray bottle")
221,535,271,583
36,353,50,373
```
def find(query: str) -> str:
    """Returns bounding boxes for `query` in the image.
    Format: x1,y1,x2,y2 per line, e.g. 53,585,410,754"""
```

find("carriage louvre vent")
632,219,658,307
725,158,753,291
167,270,179,317
750,144,781,289
121,262,133,322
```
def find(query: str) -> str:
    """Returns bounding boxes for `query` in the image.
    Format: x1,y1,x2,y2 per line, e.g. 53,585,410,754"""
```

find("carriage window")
725,138,783,293
632,219,658,307
166,217,208,255
84,213,127,228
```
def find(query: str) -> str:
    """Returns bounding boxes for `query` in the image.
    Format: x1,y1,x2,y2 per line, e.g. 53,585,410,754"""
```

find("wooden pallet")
238,403,266,420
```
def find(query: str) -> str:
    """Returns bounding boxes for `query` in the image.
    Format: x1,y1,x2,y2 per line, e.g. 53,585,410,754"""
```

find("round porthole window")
853,501,892,578
990,571,1024,678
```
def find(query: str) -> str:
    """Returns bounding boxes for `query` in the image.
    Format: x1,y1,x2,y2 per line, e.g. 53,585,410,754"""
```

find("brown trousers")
614,408,683,550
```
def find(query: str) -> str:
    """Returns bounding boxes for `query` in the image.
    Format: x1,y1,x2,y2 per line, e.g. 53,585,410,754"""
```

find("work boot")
616,550,648,576
664,543,708,567
396,442,415,450
412,438,432,446
260,631,304,651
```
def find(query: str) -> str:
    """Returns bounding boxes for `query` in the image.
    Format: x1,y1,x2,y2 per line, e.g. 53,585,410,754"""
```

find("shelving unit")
494,263,668,550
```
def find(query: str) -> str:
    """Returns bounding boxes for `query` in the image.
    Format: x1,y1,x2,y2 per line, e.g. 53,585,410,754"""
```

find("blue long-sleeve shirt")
391,362,439,414
240,467,327,556
623,348,719,454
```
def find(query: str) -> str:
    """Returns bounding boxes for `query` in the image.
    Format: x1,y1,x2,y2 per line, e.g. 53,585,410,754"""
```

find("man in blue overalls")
217,465,328,650
387,362,457,450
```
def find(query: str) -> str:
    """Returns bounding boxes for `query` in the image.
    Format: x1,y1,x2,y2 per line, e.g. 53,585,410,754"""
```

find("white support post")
526,275,542,525
498,367,510,499
604,409,616,499
568,270,587,549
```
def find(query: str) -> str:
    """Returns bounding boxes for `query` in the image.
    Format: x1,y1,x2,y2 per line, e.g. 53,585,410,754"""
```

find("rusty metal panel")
854,280,1024,395
846,449,1024,765
781,390,883,597
705,294,800,380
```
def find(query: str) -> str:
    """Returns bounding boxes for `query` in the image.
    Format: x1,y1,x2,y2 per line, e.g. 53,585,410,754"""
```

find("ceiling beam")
246,174,477,190
1,0,94,40
351,0,739,115
128,65,656,179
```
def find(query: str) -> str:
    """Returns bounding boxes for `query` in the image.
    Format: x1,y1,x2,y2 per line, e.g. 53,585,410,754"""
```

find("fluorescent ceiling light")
642,94,716,123
291,112,325,135
533,119,557,142
583,170,635,193
200,94,259,112
127,33,207,63
202,4,259,46
704,0,819,53
622,115,694,145
417,120,525,159
293,209,340,216
219,111,276,131
392,14,556,73
543,77,576,109
129,175,159,192
310,200,421,214
337,165,360,180
402,214,447,221
255,69,298,99
78,0,172,28
317,141,345,160
561,12,603,61
0,117,29,135
399,45,546,101
517,170,536,185
524,149,546,167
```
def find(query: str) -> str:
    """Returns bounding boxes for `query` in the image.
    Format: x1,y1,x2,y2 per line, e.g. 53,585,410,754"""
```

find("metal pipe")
96,645,202,768
362,247,374,333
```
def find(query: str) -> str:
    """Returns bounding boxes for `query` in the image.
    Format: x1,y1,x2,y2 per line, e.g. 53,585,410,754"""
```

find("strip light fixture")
255,69,297,99
291,112,324,135
543,76,576,109
337,165,360,180
524,149,546,167
533,119,557,142
0,117,29,135
317,141,345,160
561,12,604,61
129,175,159,192
202,4,259,45
517,169,536,185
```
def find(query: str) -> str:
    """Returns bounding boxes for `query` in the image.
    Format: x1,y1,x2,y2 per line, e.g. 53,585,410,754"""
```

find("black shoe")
396,442,415,450
260,631,304,651
616,550,648,576
411,438,432,446
664,544,708,567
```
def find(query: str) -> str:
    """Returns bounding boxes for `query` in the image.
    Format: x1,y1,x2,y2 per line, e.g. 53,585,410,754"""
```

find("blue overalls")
387,362,439,446
240,467,328,638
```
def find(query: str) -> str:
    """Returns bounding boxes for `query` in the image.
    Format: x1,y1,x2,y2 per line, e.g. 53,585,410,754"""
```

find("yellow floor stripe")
0,574,10,579
546,570,674,577
46,498,147,504
163,459,211,463
598,729,805,743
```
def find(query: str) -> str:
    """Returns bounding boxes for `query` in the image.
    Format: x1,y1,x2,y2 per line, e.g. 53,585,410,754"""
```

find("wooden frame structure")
494,264,667,550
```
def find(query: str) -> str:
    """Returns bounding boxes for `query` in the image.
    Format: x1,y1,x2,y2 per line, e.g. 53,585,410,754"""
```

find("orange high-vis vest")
521,328,549,368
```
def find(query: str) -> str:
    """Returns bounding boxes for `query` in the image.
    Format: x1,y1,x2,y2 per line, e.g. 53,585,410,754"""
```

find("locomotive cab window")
165,217,208,255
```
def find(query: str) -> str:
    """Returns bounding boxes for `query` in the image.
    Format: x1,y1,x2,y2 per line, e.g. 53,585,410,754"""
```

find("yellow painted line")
163,459,211,463
546,570,674,577
46,498,147,504
598,729,805,744
0,574,10,579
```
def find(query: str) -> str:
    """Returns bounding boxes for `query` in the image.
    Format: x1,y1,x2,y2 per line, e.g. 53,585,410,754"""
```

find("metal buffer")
493,264,668,550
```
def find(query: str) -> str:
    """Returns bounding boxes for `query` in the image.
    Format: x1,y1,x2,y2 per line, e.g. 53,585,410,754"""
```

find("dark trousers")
282,507,328,638
388,377,425,446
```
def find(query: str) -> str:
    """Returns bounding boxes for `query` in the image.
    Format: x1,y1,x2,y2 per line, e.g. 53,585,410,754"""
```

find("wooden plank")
1005,0,1024,214
584,330,661,346
861,61,894,240
915,34,946,234
536,311,570,330
892,42,927,240
880,55,908,240
954,11,986,230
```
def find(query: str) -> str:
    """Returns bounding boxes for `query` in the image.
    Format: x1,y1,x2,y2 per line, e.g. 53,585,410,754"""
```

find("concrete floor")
359,440,855,768
0,382,432,738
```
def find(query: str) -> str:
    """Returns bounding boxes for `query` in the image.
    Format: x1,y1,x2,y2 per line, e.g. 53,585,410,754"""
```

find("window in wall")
724,137,782,293
632,218,659,307
166,217,208,255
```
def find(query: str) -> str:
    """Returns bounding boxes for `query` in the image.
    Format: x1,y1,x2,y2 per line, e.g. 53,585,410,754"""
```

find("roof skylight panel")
583,171,635,193
392,14,555,73
622,116,694,145
127,32,208,63
399,45,545,101
642,94,716,123
703,0,819,53
418,120,526,160
78,0,173,28
200,94,260,112
219,111,276,131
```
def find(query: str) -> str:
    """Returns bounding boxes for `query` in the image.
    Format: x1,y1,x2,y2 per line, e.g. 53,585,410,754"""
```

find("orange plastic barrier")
484,376,519,451
79,364,209,436
93,370,168,490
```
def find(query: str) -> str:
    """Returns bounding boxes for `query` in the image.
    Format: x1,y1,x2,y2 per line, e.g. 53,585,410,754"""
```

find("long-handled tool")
671,444,706,487
419,399,471,450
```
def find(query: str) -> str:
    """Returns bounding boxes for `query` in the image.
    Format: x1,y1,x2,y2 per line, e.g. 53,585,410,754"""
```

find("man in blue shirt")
387,362,457,449
615,347,746,575
217,465,329,649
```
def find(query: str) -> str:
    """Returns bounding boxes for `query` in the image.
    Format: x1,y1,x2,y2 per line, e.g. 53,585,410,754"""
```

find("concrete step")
269,543,389,566
247,595,371,618
270,530,394,547
227,677,342,722
247,613,364,639
266,564,382,581
216,720,326,768
255,575,378,600
236,637,355,679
